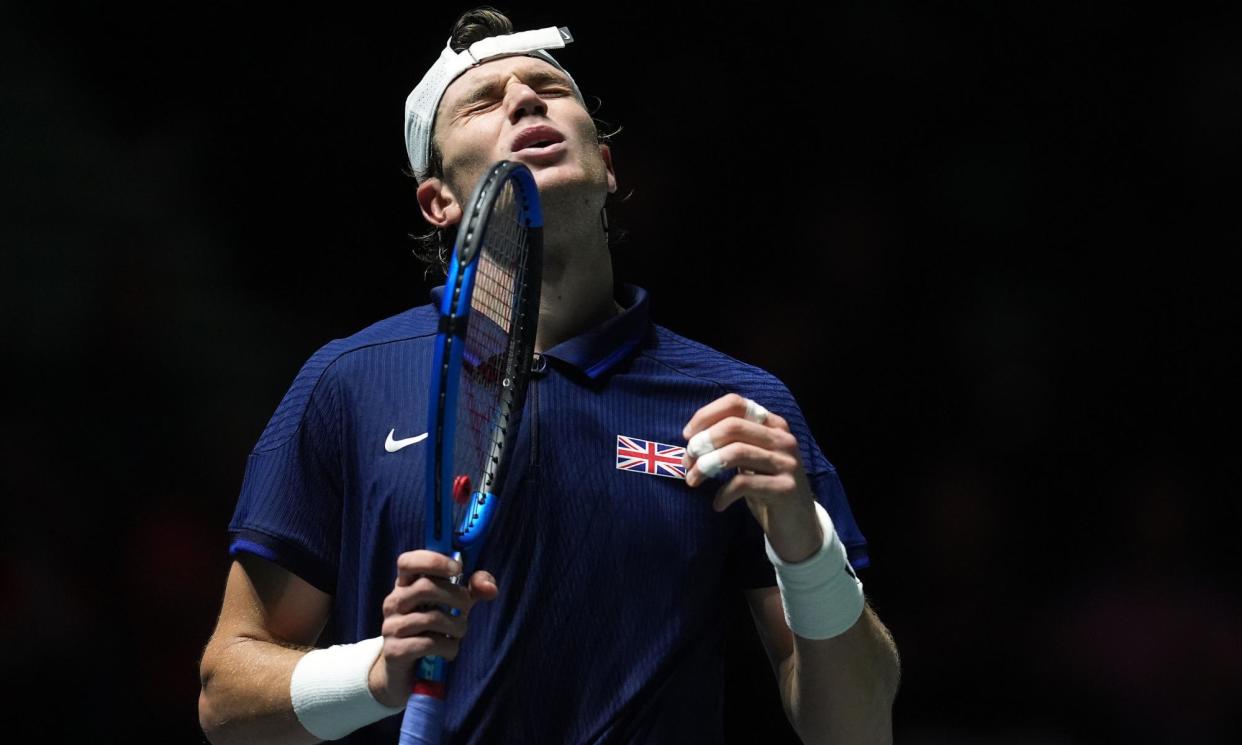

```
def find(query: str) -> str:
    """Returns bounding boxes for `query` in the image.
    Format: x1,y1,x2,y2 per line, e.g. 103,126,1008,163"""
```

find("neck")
534,220,618,353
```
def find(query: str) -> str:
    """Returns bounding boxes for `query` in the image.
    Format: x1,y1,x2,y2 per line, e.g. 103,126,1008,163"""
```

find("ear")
416,177,464,228
599,144,617,195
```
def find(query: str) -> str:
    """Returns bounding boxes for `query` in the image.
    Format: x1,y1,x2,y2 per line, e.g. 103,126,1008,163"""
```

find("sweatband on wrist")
764,502,865,640
290,636,405,741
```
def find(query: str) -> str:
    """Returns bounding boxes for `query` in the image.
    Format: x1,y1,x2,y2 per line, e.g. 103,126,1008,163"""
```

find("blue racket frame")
400,161,542,745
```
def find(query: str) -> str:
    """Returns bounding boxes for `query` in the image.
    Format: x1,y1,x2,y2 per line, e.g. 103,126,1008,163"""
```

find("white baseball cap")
404,25,584,181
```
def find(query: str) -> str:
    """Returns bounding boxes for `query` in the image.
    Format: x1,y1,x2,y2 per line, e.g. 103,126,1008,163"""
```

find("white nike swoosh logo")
385,429,428,453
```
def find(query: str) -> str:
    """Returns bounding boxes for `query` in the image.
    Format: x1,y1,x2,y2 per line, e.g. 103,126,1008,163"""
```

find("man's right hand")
368,550,499,707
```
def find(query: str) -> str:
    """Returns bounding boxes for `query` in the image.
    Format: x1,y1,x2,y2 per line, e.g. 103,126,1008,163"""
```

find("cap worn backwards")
404,26,584,182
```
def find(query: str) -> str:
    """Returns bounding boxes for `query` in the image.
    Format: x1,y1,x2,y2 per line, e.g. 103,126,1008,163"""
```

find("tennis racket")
398,161,543,745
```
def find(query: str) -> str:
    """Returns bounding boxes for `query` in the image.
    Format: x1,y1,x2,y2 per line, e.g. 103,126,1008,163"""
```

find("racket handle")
398,556,459,743
398,687,446,745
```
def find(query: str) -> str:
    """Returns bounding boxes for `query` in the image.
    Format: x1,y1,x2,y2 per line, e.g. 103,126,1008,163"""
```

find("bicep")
211,555,332,649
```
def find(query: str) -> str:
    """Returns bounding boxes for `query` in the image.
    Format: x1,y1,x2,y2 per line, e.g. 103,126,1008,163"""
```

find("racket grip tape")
398,692,446,745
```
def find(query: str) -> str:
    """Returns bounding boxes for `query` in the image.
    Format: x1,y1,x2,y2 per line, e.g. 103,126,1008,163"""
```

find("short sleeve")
227,350,345,594
727,375,870,590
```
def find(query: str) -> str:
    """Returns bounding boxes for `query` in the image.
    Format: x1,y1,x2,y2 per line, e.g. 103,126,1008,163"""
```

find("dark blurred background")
3,1,1239,742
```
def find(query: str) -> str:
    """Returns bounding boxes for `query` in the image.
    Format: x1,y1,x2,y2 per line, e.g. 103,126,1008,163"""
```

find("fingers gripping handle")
399,691,446,745
398,551,465,744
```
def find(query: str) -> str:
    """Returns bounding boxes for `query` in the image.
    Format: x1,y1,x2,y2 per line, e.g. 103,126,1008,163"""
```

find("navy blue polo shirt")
228,284,868,744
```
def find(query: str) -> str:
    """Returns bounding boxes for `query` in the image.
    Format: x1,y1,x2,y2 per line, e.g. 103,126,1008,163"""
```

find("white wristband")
290,636,405,741
764,502,865,640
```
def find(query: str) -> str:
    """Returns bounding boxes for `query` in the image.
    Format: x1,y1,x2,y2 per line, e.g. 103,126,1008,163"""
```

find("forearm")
782,604,900,745
199,636,321,745
680,395,899,741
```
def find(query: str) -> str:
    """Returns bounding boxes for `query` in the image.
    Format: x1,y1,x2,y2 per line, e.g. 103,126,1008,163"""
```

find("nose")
504,81,547,123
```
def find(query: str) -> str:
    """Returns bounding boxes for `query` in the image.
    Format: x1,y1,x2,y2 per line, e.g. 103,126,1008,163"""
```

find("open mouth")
512,126,566,153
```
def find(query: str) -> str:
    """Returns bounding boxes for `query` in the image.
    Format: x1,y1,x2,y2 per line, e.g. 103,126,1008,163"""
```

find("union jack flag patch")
616,434,687,480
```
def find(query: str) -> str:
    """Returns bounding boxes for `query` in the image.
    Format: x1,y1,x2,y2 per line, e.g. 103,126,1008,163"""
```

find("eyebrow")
453,69,572,111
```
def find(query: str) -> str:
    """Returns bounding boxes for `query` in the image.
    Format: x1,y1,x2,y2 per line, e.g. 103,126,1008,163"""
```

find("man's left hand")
682,393,824,563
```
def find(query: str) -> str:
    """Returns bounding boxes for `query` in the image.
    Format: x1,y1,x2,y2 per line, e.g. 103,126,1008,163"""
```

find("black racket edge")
454,160,535,268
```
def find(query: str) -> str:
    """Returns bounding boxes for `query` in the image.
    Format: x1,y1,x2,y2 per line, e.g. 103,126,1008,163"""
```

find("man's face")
427,55,616,220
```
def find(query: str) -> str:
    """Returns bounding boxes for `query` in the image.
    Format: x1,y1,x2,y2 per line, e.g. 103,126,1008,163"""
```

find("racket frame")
424,160,542,557
411,160,542,708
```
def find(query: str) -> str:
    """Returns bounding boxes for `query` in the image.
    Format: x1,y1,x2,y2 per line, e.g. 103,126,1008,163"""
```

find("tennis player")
199,8,900,744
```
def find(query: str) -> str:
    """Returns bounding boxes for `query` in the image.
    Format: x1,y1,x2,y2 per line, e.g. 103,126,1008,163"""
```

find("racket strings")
453,180,532,536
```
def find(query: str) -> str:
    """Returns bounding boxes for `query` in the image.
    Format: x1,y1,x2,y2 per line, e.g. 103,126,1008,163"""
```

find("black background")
3,2,1239,743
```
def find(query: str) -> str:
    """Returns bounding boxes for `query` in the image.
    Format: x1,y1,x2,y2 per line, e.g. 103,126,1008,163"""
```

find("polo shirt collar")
428,283,651,379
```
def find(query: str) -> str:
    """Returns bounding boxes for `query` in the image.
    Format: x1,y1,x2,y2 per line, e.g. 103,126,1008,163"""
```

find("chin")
529,162,607,198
